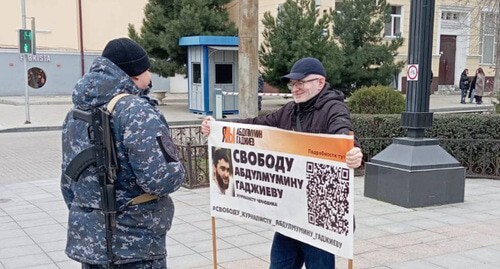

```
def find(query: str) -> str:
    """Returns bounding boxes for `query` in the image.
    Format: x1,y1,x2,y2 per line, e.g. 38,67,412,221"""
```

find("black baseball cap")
281,57,327,82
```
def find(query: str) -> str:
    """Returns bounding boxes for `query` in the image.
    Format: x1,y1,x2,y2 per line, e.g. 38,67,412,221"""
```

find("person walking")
459,69,470,104
201,57,363,269
61,38,185,268
474,67,485,104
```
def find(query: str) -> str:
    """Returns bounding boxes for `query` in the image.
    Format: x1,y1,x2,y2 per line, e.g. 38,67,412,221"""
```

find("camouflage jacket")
61,57,185,265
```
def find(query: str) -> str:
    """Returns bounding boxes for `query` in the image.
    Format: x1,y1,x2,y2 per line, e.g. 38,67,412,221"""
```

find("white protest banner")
208,121,355,259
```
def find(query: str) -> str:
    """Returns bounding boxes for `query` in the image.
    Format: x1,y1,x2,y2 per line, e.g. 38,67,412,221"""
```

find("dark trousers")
269,232,335,269
460,88,468,103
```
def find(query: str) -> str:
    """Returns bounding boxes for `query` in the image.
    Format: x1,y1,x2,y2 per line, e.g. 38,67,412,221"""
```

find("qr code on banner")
306,161,350,235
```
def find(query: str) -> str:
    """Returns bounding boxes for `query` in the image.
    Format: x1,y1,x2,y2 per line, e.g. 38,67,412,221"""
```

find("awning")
208,46,238,51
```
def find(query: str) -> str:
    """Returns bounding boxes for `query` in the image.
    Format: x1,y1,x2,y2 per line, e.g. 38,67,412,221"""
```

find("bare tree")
452,0,499,92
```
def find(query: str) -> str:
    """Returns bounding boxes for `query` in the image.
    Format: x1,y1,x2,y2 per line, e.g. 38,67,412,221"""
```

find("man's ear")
319,77,326,88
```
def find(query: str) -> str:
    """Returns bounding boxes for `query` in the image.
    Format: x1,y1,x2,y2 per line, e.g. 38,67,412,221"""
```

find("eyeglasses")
287,78,320,90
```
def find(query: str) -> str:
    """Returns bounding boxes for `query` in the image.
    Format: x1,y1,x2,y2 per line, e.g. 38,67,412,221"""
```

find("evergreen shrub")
348,86,405,114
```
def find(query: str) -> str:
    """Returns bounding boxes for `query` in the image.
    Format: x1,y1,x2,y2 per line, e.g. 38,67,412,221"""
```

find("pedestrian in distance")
474,67,485,105
201,57,363,269
469,72,477,104
61,38,185,268
459,69,470,104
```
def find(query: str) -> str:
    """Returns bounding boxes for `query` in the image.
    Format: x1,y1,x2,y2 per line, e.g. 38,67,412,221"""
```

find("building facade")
0,0,175,96
227,0,497,93
1,0,496,95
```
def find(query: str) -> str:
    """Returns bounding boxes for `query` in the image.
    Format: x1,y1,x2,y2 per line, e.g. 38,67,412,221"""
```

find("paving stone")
223,233,269,247
0,245,43,259
219,257,269,269
167,253,212,269
38,240,67,252
240,242,272,257
460,247,500,264
167,243,197,258
169,229,212,244
183,238,234,253
390,259,446,269
201,247,254,264
1,253,53,269
425,253,495,269
55,260,81,269
0,235,35,248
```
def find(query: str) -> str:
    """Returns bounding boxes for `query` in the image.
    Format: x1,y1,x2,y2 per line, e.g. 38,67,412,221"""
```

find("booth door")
191,84,203,111
214,63,237,112
190,62,204,111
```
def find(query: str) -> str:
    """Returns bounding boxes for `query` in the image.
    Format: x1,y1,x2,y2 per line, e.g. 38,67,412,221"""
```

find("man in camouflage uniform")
61,38,185,268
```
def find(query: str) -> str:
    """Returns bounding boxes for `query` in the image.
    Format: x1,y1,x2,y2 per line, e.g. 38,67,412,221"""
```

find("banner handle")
211,216,218,269
348,259,353,269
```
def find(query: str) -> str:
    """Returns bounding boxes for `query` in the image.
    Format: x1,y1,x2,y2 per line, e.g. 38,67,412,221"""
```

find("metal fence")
170,126,209,188
359,138,500,179
170,126,500,188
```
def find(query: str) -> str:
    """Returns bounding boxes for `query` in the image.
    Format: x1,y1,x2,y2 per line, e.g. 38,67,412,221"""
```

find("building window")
192,63,201,84
215,64,232,84
384,6,402,38
441,12,460,21
480,12,497,64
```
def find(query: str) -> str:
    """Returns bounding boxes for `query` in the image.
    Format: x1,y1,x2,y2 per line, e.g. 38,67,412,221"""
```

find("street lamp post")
364,0,465,208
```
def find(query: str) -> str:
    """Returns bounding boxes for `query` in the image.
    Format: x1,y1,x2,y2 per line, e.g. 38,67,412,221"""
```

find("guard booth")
179,36,239,115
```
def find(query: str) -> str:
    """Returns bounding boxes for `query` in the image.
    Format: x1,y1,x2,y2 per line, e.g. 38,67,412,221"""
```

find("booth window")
193,63,201,83
215,64,232,84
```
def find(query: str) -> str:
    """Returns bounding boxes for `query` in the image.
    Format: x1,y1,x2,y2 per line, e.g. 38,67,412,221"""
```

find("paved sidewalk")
1,177,500,269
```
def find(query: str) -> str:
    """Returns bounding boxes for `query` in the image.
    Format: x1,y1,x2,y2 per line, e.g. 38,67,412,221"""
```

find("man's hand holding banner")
208,121,354,259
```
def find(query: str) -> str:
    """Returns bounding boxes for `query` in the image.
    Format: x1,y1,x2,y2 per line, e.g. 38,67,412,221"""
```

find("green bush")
348,86,405,114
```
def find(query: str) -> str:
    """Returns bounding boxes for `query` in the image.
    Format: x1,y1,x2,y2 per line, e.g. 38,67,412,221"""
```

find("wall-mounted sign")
19,54,51,62
28,67,47,89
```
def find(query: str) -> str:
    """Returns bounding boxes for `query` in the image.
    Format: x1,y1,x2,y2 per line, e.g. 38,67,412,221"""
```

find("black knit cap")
102,38,151,77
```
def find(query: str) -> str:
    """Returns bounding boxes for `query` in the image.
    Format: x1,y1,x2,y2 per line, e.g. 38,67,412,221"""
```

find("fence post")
186,142,194,189
214,88,223,120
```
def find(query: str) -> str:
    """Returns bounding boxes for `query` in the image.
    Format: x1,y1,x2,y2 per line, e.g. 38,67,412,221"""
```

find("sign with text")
208,121,354,258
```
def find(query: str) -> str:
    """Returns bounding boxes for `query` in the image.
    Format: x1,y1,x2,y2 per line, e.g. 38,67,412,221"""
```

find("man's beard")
216,173,229,190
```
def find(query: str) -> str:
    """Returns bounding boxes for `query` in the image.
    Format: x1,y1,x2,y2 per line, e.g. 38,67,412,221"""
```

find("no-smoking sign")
407,64,419,81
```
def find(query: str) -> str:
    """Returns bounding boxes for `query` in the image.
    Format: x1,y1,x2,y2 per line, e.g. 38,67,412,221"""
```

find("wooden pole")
348,259,353,269
211,217,218,269
238,0,259,118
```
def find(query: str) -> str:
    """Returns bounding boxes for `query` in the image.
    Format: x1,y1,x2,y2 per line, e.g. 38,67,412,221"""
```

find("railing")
170,126,499,188
170,126,209,188
359,138,500,179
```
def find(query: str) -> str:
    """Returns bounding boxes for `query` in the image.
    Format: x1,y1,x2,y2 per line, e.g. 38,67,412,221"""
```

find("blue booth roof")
179,36,239,46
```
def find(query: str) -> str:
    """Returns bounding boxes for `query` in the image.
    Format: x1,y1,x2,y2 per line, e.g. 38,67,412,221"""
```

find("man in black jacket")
202,57,362,269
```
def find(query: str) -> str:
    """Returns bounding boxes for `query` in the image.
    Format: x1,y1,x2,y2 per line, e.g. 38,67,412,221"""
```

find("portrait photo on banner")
210,147,235,197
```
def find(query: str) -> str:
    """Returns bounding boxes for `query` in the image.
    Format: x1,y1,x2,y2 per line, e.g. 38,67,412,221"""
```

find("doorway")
439,35,456,85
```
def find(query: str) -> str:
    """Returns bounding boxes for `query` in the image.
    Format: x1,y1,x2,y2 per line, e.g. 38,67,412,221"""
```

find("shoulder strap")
106,93,161,205
107,93,130,113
